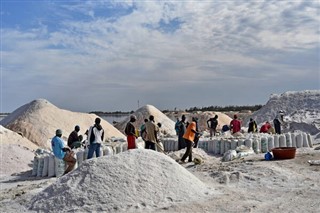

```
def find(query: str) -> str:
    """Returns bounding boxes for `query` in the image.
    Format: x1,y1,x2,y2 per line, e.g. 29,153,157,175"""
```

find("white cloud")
1,0,319,112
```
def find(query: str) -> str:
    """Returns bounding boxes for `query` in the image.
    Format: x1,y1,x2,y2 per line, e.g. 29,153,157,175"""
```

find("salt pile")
29,149,210,212
1,99,125,148
115,105,176,136
244,90,320,126
243,90,320,140
0,125,38,176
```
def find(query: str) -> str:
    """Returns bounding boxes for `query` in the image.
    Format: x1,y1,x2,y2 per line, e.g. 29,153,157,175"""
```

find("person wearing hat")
87,117,104,159
230,114,241,134
51,129,76,175
125,115,138,149
179,117,200,163
274,110,284,134
67,125,83,149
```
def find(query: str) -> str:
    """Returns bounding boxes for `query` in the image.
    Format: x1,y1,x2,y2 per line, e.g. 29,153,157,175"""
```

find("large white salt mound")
0,125,38,150
1,99,125,148
0,126,38,176
115,105,176,136
243,90,320,136
29,149,209,212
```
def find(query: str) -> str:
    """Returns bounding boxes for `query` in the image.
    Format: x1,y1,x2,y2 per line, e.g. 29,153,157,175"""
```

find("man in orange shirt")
179,117,200,163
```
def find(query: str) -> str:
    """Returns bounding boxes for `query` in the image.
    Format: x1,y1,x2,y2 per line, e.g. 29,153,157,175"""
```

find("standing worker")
51,129,76,175
179,117,200,163
207,115,218,138
87,118,104,159
274,110,284,134
177,115,187,150
125,115,138,149
144,115,159,150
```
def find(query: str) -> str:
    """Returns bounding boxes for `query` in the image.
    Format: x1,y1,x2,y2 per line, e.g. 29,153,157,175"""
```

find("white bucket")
48,154,55,177
245,139,252,149
285,133,292,147
279,135,286,147
291,132,296,147
54,157,66,177
307,134,313,148
220,140,225,155
224,140,231,152
261,137,268,153
274,135,279,148
253,139,260,153
296,133,303,148
237,139,245,147
267,137,274,152
76,150,84,166
214,140,220,155
302,133,309,147
32,156,39,176
42,155,49,177
37,156,44,177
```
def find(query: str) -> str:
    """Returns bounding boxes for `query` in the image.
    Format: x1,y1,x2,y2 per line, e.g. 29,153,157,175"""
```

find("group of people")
248,110,285,135
51,117,105,175
125,115,163,151
51,110,286,175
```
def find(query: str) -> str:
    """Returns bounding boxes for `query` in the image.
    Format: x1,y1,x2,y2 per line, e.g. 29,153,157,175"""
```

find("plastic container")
296,133,303,148
274,135,279,148
245,139,252,149
267,137,274,152
291,133,296,147
214,140,220,155
279,135,286,147
272,147,296,160
261,137,268,153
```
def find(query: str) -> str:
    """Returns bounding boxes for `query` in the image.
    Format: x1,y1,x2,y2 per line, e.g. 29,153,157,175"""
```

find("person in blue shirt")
51,129,76,175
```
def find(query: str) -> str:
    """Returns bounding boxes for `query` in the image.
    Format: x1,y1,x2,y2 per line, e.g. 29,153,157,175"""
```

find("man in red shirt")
260,121,272,133
230,114,241,134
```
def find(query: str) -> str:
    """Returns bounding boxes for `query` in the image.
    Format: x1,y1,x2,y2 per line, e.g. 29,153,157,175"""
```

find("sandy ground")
1,146,320,213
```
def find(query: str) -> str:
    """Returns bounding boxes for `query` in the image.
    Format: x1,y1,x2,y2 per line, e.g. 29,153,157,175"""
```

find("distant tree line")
89,111,133,115
185,104,263,112
89,104,263,114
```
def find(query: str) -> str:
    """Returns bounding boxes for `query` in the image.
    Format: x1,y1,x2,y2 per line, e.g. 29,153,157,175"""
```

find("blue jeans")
87,143,101,159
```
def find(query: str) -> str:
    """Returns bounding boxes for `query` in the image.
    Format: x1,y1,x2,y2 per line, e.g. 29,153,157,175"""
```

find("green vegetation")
89,105,263,114
185,105,263,112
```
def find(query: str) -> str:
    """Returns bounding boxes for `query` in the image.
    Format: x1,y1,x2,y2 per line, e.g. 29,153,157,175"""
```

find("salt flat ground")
1,146,320,213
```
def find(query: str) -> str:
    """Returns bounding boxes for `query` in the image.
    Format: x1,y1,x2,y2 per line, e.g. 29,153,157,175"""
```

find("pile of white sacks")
31,139,145,178
162,131,313,155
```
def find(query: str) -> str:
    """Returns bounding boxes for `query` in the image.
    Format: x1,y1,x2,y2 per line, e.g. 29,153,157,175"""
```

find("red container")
272,147,296,160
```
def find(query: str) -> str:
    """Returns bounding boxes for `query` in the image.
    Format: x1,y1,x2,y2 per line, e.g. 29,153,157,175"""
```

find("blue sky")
1,0,319,113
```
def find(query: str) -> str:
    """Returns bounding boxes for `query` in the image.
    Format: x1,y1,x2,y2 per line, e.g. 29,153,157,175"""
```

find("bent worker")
51,129,76,175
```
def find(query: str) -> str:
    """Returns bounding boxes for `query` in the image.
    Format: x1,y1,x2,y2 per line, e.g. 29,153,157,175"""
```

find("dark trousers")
181,139,193,162
178,136,186,150
145,141,156,150
274,119,281,134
